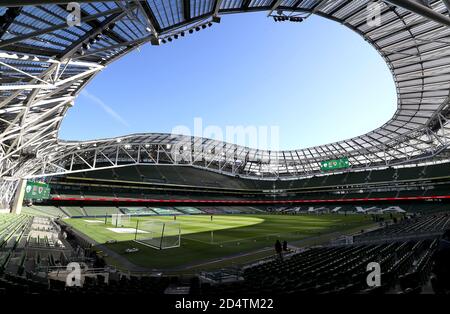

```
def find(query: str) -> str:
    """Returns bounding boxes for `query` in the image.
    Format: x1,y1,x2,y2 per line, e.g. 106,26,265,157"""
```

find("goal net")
134,221,181,250
111,214,131,227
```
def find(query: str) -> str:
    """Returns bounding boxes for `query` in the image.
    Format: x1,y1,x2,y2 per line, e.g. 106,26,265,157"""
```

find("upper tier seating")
64,162,450,191
69,165,252,189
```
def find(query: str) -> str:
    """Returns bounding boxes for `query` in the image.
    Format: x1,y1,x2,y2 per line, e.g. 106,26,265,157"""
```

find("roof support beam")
0,7,122,49
1,0,100,6
0,44,61,57
443,0,450,14
183,0,191,21
242,0,252,11
385,0,450,27
213,0,223,16
58,4,127,44
267,0,283,16
0,7,22,39
138,0,162,34
292,0,305,8
57,10,126,59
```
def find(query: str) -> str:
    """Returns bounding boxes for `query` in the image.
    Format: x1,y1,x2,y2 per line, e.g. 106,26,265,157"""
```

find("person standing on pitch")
211,215,213,222
275,240,283,260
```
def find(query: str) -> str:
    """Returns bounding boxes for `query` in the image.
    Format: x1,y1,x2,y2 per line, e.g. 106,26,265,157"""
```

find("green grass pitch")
64,214,375,271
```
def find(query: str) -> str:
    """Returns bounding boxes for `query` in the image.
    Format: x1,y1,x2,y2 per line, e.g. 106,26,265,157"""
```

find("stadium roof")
2,0,450,201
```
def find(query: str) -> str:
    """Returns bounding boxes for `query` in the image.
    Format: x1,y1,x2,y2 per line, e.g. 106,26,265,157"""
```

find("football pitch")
64,214,375,271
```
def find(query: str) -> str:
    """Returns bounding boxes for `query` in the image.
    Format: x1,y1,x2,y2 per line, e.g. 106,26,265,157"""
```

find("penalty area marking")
83,220,104,223
183,230,289,245
107,228,149,234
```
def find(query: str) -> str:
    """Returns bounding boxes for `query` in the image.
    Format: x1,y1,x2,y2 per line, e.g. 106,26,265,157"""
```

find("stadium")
1,0,450,301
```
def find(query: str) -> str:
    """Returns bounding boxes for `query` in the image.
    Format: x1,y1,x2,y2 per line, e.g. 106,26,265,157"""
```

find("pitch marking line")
107,228,148,234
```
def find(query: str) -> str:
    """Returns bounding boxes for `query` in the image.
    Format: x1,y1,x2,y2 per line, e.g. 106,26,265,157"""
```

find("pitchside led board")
320,158,350,171
24,181,51,200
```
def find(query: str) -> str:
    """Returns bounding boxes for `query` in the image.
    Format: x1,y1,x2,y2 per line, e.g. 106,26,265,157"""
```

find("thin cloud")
80,89,130,128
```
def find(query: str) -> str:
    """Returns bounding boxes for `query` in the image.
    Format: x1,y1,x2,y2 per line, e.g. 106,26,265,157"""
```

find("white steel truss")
1,0,450,208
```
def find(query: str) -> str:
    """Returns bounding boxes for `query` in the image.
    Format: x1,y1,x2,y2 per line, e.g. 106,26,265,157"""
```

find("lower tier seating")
356,214,450,241
202,239,439,295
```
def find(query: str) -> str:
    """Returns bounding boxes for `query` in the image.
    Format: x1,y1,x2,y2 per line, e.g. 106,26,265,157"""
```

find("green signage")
24,181,51,200
321,158,350,171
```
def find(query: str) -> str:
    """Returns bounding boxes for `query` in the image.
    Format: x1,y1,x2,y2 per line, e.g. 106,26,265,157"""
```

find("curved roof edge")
1,0,450,183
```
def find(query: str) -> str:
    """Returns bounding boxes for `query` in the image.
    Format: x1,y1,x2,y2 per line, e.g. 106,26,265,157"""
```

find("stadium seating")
355,214,450,242
202,239,438,295
174,207,204,214
61,162,450,191
83,207,121,217
120,207,157,216
0,215,33,275
197,206,263,214
149,207,182,215
68,165,252,189
1,209,448,295
22,206,66,218
0,239,440,295
0,271,173,295
60,207,85,217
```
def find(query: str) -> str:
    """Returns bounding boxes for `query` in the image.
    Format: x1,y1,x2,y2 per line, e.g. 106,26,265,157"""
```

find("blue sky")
59,12,396,150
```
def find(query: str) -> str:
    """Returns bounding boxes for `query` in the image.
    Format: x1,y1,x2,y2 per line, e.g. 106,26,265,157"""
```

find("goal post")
134,220,181,250
111,213,131,227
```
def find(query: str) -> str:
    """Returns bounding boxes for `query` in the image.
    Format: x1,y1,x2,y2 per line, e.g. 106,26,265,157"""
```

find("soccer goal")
134,220,181,250
111,214,131,227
